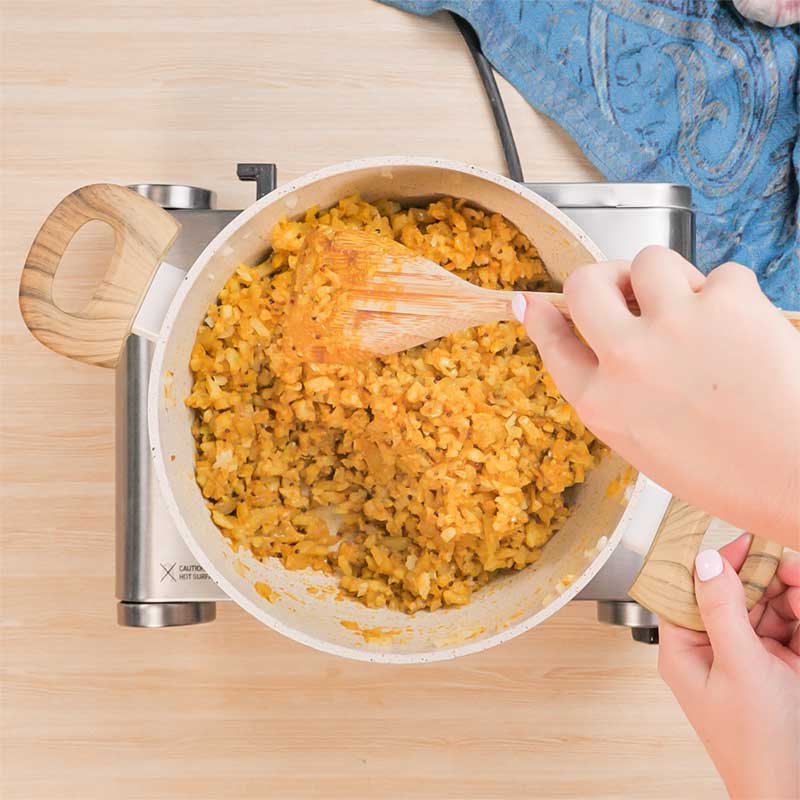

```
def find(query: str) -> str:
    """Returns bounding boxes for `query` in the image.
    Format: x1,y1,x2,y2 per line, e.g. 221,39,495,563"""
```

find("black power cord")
451,13,524,183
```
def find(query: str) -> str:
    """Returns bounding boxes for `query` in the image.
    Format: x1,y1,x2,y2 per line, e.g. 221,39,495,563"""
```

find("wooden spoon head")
285,228,513,363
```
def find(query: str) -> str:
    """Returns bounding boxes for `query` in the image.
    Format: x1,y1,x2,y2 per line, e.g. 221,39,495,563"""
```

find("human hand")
734,0,800,27
514,246,800,548
658,535,800,799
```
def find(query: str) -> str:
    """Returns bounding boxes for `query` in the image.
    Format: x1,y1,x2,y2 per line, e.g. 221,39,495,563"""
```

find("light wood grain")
629,499,783,630
0,2,726,798
19,184,179,367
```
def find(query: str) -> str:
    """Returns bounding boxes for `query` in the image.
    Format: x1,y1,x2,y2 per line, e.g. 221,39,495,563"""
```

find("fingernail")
511,292,527,323
695,549,723,581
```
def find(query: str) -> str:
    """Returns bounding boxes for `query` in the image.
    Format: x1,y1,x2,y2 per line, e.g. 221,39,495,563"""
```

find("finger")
694,548,762,668
748,597,768,630
768,586,800,622
718,533,752,572
702,260,760,293
791,625,800,658
562,261,638,356
760,553,800,623
517,293,598,403
700,261,792,334
658,619,710,651
718,535,770,629
629,245,706,315
657,620,712,699
763,572,787,602
754,603,798,644
717,534,770,628
777,551,800,588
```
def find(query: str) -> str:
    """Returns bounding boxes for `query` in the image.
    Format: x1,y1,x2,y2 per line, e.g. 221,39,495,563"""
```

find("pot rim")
146,156,640,663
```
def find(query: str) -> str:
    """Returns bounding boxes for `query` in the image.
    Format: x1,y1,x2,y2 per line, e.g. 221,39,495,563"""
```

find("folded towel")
380,0,799,309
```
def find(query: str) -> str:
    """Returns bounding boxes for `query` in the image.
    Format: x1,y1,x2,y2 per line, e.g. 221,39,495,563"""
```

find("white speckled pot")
141,158,670,662
24,157,672,662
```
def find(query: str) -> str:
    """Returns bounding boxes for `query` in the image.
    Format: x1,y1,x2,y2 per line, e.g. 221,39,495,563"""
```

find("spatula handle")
532,291,800,331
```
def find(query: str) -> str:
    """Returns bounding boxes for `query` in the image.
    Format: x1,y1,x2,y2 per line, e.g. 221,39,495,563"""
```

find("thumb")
512,293,596,403
694,548,760,666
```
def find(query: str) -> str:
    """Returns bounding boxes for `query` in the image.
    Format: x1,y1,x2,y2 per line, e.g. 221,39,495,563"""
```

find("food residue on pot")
432,625,487,648
254,581,279,602
233,559,250,577
340,620,404,643
606,466,636,500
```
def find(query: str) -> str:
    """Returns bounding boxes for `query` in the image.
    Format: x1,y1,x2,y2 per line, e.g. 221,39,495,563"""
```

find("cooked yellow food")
186,195,598,613
284,226,407,364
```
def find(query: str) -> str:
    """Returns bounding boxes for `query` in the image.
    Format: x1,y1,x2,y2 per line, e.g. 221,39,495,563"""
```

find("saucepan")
18,157,782,662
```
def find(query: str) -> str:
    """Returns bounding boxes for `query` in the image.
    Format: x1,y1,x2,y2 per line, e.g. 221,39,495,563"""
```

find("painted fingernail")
511,292,527,323
695,549,723,581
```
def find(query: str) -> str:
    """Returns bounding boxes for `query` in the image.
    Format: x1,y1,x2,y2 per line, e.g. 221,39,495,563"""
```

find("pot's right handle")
19,184,180,368
629,498,783,631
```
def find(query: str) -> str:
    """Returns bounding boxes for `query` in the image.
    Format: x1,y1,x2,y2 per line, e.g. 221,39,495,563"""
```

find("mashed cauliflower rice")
186,195,598,613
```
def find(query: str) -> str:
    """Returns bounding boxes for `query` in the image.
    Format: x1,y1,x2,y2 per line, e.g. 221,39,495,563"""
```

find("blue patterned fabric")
380,0,799,309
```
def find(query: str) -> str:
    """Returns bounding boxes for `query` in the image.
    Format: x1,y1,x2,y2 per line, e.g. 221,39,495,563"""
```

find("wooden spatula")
285,227,800,363
285,227,560,362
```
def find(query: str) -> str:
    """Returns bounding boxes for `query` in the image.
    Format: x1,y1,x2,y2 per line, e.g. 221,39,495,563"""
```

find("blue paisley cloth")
380,0,800,309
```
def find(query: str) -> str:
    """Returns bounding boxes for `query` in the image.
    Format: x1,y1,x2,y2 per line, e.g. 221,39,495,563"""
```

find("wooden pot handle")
629,497,783,631
19,183,180,368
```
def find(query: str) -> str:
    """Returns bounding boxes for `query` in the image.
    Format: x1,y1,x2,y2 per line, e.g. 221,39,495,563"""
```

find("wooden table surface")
0,2,724,797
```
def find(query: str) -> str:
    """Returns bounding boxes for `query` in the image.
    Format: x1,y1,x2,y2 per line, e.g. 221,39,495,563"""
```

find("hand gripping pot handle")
626,482,783,631
18,184,181,368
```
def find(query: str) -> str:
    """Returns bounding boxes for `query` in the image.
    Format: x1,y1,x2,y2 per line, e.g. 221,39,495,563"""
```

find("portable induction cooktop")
115,163,695,644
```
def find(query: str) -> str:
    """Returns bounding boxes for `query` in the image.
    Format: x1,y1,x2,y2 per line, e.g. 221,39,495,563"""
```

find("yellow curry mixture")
186,195,598,613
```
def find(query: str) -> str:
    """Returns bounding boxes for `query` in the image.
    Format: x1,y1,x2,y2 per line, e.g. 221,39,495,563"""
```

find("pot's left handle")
19,183,180,368
629,498,783,631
